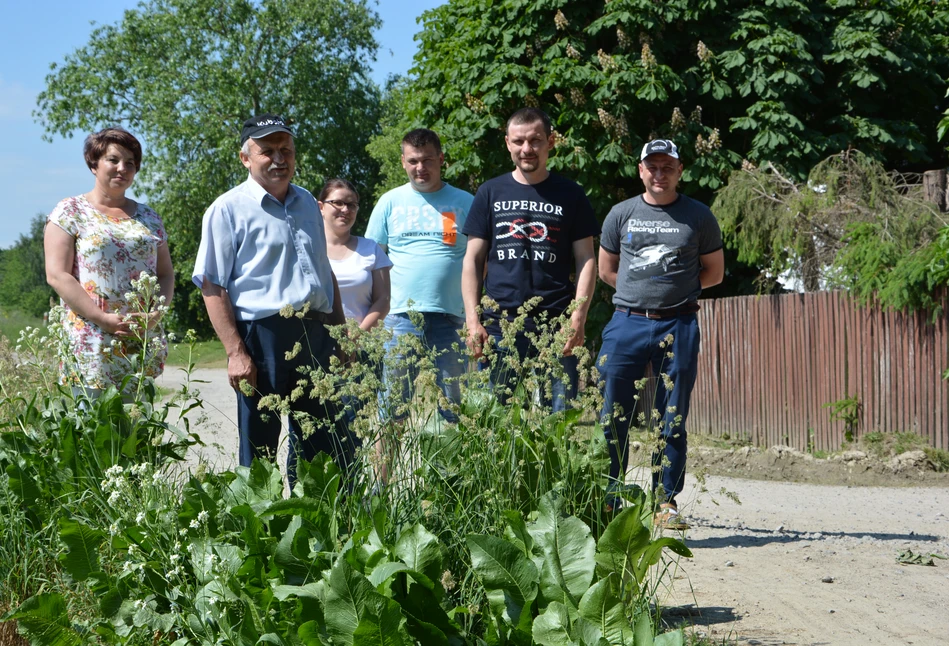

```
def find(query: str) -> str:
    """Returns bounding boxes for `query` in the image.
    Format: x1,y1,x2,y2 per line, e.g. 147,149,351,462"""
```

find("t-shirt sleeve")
364,197,389,246
699,207,724,255
370,240,393,270
599,206,622,254
142,205,168,245
461,185,491,239
570,189,601,241
191,200,235,289
47,199,79,237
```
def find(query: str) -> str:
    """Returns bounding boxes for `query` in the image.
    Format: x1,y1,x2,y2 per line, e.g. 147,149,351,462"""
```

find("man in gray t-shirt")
597,139,724,529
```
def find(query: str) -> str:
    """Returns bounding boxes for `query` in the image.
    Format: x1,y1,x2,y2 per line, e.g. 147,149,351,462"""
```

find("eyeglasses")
324,199,359,211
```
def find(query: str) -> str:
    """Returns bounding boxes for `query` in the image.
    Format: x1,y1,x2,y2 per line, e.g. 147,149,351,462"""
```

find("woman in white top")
320,179,392,483
319,179,392,330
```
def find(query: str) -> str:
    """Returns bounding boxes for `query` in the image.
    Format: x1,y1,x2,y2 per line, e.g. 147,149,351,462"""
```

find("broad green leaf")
531,601,571,646
655,628,686,646
577,579,633,646
3,593,84,646
58,518,104,582
226,460,284,512
397,579,463,645
530,495,595,606
573,617,608,646
299,620,324,646
351,595,411,646
132,605,175,633
504,510,534,555
274,516,313,577
6,462,43,509
273,583,323,601
393,523,442,583
595,508,650,580
292,454,341,501
634,538,693,584
634,610,654,646
324,557,379,646
367,562,412,588
467,534,539,627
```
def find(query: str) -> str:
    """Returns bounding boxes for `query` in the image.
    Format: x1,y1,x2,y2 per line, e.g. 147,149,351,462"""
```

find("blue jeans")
235,315,360,484
381,312,466,423
597,310,701,506
480,322,579,413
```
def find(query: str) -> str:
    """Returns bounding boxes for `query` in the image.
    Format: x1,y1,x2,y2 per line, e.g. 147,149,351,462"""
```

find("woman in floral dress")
44,127,174,395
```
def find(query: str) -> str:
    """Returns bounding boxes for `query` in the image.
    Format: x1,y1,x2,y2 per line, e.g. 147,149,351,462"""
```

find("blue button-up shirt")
192,177,334,321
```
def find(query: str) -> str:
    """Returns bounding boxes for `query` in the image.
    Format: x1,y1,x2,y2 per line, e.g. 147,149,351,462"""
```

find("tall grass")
0,289,690,645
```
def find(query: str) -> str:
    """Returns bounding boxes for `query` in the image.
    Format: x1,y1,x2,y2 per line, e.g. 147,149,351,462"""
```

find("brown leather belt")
302,310,331,323
615,303,700,319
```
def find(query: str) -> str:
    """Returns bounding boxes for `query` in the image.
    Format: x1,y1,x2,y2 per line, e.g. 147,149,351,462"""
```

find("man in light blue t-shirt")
365,128,474,431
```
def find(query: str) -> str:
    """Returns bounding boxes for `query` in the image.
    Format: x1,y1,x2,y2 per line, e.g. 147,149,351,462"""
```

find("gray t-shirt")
600,194,722,309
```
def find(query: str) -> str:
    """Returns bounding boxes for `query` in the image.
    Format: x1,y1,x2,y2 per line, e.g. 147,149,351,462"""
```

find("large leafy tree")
0,216,56,319
36,0,382,332
372,0,949,217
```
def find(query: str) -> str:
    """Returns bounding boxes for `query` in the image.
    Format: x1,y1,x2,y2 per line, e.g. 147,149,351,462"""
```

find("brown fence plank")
690,291,948,450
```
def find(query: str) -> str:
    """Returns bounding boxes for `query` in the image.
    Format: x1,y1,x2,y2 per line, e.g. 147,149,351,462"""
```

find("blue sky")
0,0,443,248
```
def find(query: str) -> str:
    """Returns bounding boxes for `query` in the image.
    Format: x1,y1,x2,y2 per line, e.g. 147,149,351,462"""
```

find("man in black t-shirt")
597,139,724,528
461,107,600,411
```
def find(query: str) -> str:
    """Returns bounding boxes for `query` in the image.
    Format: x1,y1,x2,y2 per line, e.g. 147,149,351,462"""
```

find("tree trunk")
923,169,948,212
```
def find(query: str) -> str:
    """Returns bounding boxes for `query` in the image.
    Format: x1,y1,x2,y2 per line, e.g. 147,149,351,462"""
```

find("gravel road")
158,367,949,646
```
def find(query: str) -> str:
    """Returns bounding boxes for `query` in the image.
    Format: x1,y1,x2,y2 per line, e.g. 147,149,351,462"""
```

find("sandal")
654,503,690,531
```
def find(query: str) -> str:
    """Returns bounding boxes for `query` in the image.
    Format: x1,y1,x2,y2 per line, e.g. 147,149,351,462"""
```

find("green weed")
0,290,693,645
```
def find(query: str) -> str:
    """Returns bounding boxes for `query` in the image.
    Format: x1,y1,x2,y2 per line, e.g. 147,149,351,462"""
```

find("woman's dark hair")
84,127,143,171
319,178,359,202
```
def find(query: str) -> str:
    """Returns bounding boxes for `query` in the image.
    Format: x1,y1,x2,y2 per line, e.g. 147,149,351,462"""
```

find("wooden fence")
690,291,949,451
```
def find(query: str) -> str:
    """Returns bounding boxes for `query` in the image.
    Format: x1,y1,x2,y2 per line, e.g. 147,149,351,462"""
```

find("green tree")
36,0,382,334
714,150,949,312
0,215,56,319
372,0,949,218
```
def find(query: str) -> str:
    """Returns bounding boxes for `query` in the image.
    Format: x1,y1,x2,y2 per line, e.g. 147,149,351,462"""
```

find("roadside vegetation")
0,288,695,645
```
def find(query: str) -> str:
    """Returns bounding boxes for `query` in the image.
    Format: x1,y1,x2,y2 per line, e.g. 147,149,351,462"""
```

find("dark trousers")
597,310,701,506
480,322,579,413
234,314,359,483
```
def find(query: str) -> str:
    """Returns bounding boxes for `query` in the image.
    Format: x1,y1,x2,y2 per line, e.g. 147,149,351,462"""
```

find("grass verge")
166,338,227,369
0,310,44,344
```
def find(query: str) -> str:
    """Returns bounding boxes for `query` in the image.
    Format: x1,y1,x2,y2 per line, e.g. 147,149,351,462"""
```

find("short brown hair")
83,127,143,171
319,178,359,202
401,128,442,154
506,107,552,137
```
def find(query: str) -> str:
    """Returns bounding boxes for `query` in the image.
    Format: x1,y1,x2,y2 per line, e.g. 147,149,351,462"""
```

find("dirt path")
158,368,949,645
668,473,949,645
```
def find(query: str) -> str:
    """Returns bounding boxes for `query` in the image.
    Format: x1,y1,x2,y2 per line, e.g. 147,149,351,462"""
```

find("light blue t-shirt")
365,182,473,317
192,178,335,321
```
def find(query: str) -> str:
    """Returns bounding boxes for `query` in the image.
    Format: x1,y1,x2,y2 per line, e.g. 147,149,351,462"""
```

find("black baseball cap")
640,139,679,160
240,113,293,146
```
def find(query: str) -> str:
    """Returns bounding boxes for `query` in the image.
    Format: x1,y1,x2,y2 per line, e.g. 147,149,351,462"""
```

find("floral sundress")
48,195,169,390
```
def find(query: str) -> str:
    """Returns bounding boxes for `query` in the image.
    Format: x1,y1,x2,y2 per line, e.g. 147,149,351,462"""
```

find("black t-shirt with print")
463,172,600,318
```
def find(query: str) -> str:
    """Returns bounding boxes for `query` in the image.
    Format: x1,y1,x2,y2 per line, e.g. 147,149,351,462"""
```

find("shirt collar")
243,176,300,206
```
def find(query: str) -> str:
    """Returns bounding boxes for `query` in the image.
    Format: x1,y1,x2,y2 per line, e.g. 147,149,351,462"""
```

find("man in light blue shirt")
365,128,474,435
192,113,356,483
